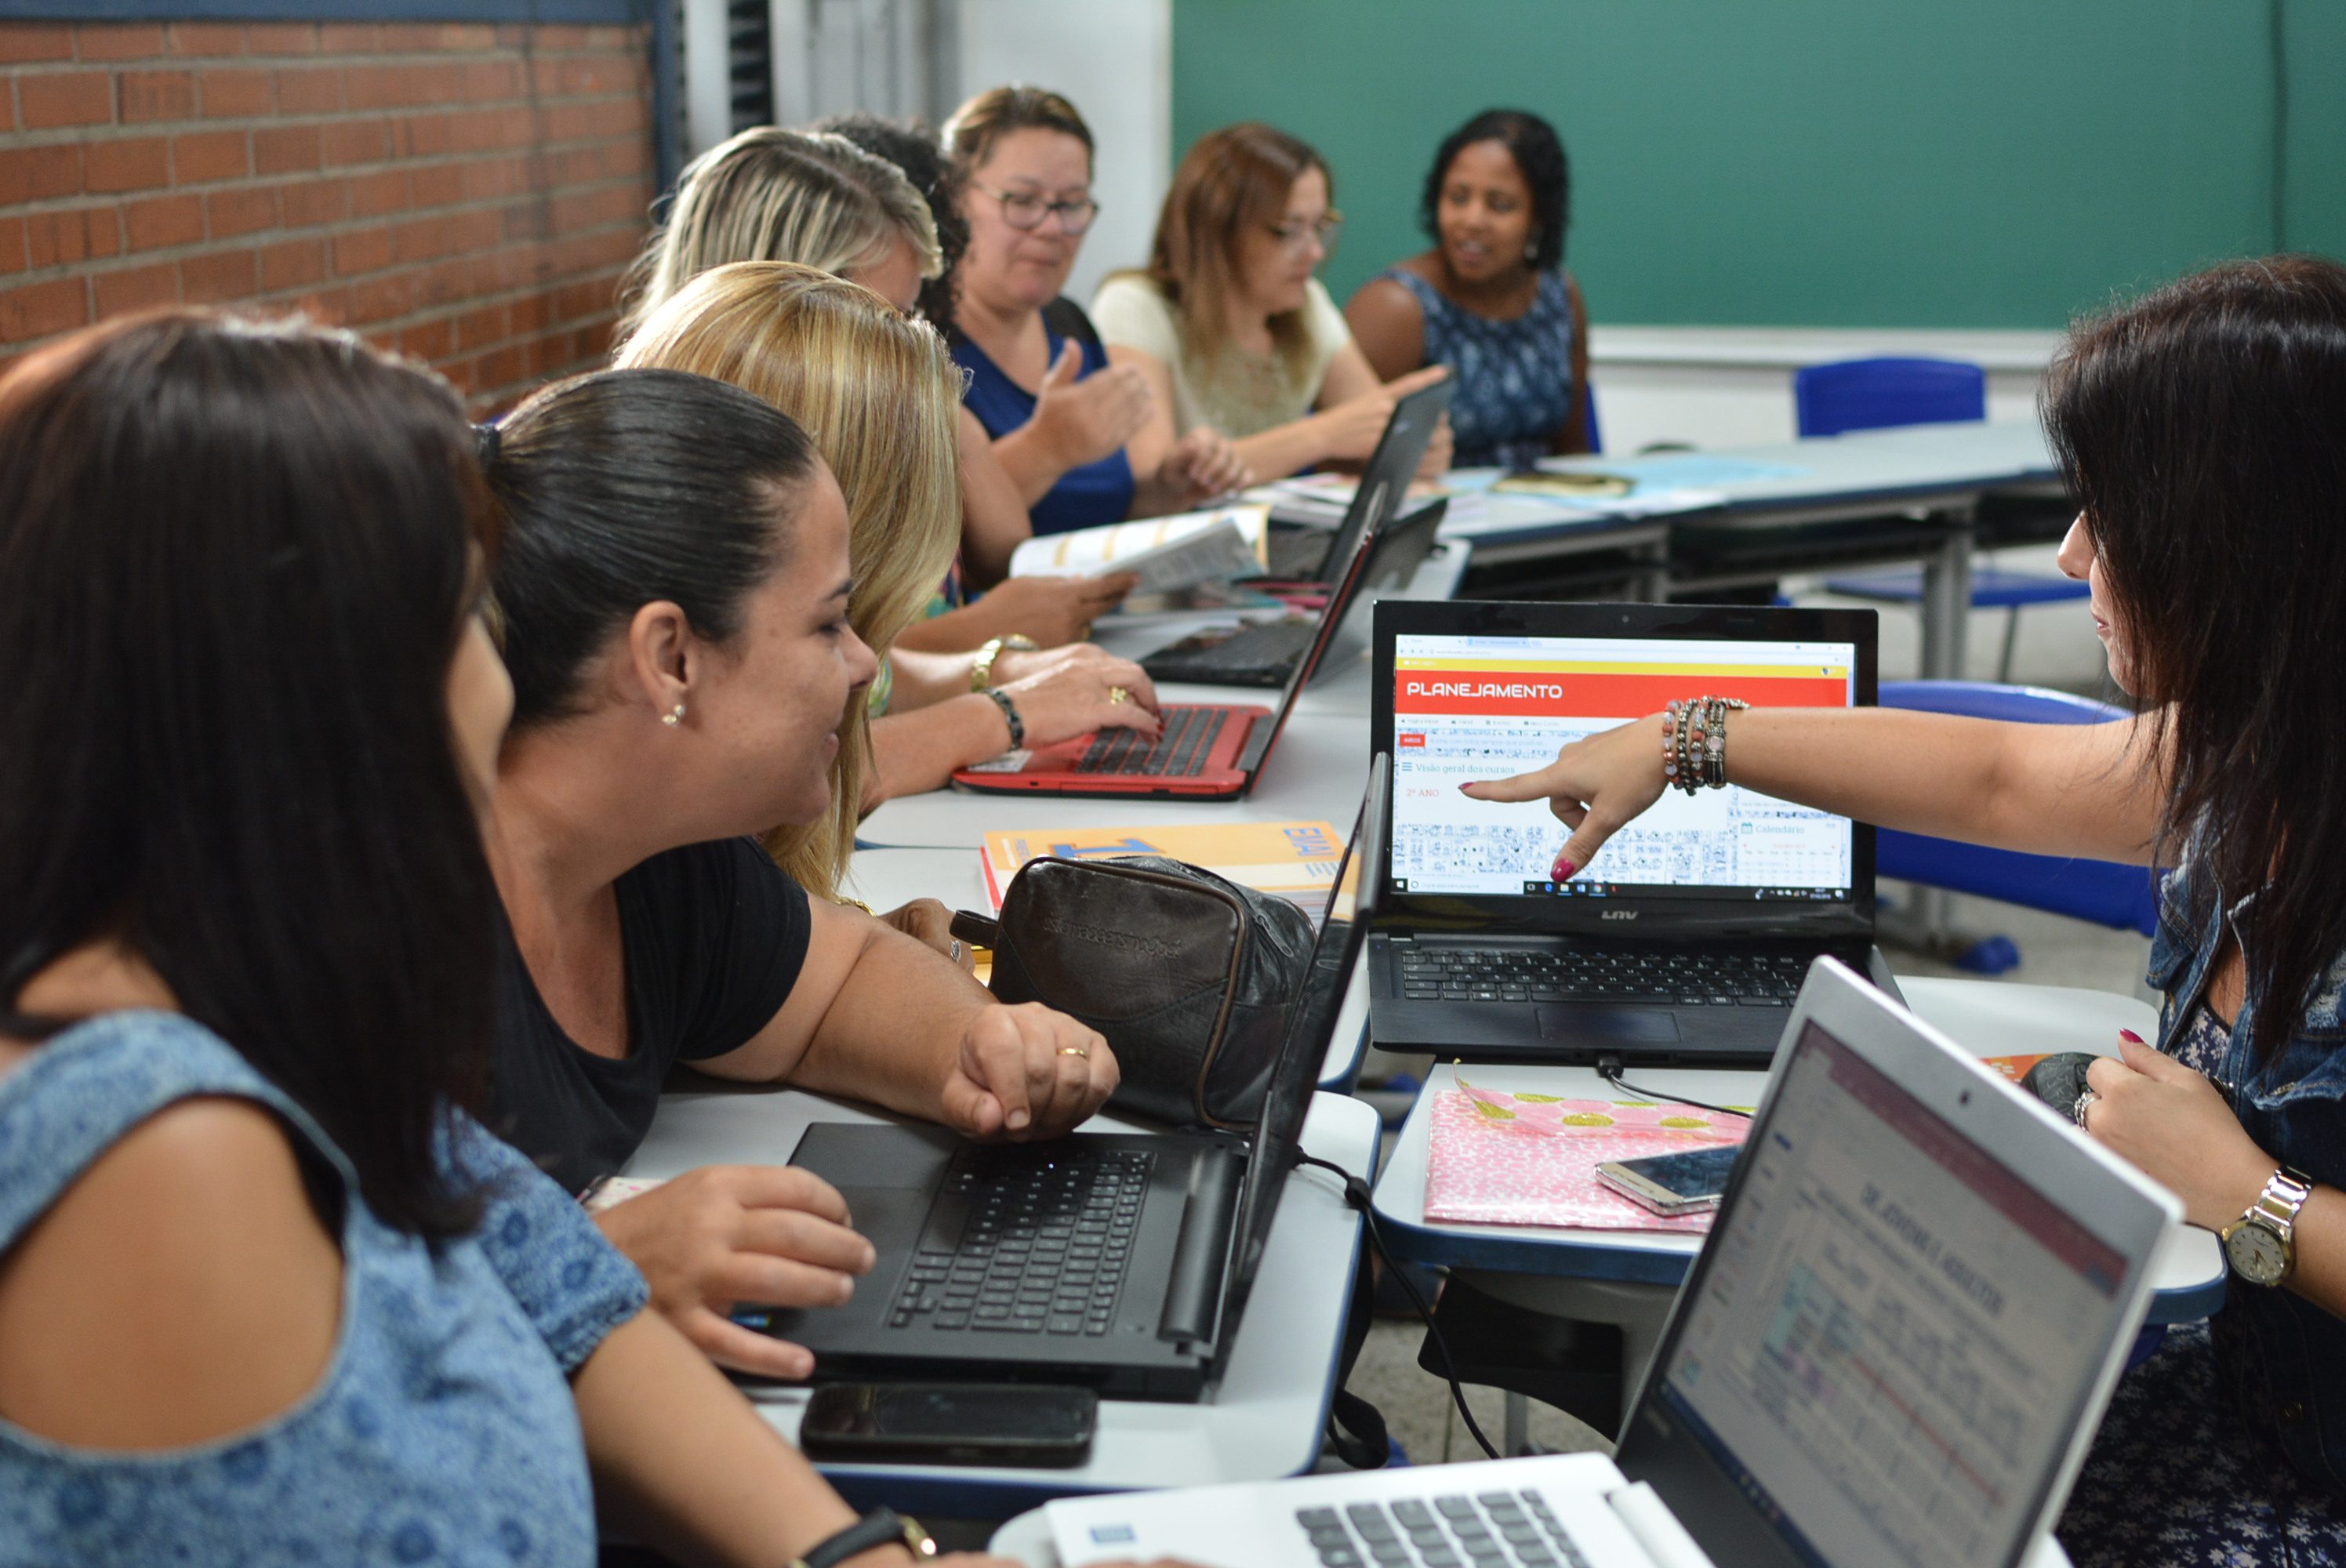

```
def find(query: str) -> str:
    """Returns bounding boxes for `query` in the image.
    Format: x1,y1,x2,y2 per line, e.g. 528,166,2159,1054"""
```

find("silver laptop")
1043,957,2180,1568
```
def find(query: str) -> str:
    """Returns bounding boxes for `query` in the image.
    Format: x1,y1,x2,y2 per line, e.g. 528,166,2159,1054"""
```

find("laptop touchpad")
1536,1005,1681,1044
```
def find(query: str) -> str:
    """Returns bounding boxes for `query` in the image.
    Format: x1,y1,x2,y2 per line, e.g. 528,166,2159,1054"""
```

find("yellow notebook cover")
980,820,1346,913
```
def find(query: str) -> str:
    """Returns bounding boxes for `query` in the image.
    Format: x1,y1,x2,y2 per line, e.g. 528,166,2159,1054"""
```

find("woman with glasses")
1347,109,1592,468
1093,121,1451,485
1461,256,2346,1566
942,86,1247,536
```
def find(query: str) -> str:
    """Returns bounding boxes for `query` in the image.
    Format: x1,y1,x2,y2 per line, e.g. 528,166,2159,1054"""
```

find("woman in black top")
478,368,1117,1379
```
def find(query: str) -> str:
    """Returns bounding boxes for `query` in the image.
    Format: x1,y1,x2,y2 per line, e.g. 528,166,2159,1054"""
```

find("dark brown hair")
2046,254,2346,1054
1142,122,1330,382
482,367,823,729
0,311,499,1236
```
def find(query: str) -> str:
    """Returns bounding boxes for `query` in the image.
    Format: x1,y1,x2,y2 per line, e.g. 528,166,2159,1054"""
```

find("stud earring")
662,704,685,728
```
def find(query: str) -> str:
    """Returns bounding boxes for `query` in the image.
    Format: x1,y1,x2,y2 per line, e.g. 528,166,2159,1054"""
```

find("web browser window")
1388,633,1858,902
1659,1021,2130,1568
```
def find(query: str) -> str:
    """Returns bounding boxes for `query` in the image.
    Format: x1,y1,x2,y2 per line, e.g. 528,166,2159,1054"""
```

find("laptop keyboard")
1146,616,1316,682
1077,704,1228,776
893,1146,1151,1338
1296,1489,1591,1568
1397,945,1809,1007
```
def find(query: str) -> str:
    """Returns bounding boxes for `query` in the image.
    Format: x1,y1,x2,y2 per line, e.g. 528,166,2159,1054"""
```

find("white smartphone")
1596,1144,1741,1216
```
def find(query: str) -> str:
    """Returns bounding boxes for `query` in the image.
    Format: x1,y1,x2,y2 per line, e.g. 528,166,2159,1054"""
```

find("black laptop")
1141,496,1447,688
1258,376,1454,583
1367,599,1900,1065
743,759,1388,1401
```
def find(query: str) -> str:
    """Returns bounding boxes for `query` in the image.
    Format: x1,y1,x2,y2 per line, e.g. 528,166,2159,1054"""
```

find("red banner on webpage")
1395,670,1849,719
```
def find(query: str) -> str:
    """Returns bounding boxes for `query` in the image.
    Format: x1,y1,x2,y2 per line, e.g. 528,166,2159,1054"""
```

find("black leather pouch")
951,856,1316,1131
2020,1051,2100,1120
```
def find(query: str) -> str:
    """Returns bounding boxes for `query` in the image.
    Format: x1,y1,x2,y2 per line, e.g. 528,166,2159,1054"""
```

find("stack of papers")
1008,505,1269,596
980,819,1348,916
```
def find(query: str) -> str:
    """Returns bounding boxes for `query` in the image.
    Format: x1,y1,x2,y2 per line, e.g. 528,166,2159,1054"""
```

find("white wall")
952,0,1169,306
1588,326,2061,454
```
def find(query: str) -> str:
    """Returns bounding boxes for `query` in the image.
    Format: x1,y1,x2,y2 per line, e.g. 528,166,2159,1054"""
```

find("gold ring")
1058,1046,1091,1059
1107,685,1131,705
1077,622,1093,641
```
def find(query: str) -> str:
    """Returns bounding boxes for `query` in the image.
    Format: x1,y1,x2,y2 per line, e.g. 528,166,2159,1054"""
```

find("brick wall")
0,19,656,410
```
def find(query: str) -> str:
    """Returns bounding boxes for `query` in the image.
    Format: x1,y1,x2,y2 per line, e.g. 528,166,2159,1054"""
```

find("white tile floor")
1346,547,2152,1465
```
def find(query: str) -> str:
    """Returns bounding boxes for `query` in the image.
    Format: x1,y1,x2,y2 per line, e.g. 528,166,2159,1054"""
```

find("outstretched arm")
1464,705,2166,880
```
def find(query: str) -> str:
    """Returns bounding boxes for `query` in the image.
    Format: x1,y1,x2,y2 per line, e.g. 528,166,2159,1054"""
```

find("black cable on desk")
1593,1054,1753,1122
1296,1152,1501,1462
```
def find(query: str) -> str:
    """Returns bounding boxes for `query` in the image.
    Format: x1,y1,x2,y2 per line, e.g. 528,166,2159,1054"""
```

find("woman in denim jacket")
1462,253,2346,1565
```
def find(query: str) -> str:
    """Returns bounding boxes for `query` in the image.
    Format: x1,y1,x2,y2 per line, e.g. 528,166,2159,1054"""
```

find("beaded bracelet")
1665,696,1748,794
982,687,1025,749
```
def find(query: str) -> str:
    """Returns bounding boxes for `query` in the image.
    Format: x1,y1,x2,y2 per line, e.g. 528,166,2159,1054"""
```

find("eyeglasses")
973,183,1099,235
1266,212,1344,256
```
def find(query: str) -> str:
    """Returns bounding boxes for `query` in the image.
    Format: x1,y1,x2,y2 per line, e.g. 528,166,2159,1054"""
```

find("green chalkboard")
1170,0,2345,329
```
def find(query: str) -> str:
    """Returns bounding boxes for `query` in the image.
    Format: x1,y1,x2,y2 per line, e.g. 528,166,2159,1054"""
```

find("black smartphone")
1596,1144,1741,1216
798,1382,1096,1468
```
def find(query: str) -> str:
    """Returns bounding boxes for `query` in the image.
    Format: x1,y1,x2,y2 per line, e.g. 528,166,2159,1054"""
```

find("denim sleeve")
446,1113,650,1373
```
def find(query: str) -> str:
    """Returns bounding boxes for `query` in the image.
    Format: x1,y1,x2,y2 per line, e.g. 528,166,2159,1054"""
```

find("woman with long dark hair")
1347,109,1592,466
1462,255,2346,1562
0,312,1026,1566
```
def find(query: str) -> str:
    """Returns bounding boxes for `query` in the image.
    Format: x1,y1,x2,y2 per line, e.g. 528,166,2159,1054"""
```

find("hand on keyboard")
942,1000,1120,1142
996,643,1161,747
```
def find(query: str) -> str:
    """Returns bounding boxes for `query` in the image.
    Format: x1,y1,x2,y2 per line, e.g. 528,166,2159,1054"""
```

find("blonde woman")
616,262,1159,889
620,126,1129,648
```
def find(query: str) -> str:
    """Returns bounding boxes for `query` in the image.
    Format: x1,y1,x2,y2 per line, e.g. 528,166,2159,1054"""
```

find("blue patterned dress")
0,1011,649,1567
1378,267,1578,470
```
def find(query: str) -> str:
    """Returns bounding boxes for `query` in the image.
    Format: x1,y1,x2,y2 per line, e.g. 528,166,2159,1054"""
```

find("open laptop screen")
1213,756,1383,1359
1388,630,1858,903
1646,1017,2134,1568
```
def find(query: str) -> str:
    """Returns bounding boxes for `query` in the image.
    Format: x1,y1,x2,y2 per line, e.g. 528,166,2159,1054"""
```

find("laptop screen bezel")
1313,378,1456,586
1206,753,1385,1374
1611,958,2179,1568
1369,597,1880,938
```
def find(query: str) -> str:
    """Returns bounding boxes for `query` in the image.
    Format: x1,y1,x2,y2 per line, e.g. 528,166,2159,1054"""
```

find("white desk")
840,847,1374,1091
1366,977,2224,1452
1470,422,2063,678
625,1084,1381,1518
856,707,1370,852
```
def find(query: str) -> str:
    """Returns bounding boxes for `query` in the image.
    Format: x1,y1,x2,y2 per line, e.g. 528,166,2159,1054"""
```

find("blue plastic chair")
1877,681,2159,948
1803,358,2086,681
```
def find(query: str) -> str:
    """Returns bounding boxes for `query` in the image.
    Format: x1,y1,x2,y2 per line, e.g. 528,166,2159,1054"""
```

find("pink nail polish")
1552,859,1577,880
2119,1028,2144,1044
1458,782,1478,794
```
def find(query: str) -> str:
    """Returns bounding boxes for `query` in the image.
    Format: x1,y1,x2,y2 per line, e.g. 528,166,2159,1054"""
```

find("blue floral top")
2146,865,2346,1494
1379,267,1578,471
0,1011,648,1566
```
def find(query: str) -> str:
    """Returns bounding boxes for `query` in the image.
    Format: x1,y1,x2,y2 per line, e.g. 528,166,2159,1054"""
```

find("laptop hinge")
1156,1145,1243,1346
1603,1483,1719,1568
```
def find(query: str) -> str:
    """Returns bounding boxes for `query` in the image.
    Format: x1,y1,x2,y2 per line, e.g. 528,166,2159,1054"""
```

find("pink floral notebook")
1421,1081,1745,1234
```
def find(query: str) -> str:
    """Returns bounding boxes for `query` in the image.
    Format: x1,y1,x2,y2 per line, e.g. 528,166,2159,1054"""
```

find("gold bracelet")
968,633,1040,691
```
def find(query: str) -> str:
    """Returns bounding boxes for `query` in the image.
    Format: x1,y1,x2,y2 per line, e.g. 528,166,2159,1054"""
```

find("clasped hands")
598,1003,1117,1378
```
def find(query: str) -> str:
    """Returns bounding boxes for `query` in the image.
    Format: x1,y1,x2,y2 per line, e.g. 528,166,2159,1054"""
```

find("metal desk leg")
1918,510,1977,680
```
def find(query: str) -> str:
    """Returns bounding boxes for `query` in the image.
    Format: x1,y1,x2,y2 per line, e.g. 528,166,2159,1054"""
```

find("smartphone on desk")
1596,1145,1741,1217
798,1381,1096,1467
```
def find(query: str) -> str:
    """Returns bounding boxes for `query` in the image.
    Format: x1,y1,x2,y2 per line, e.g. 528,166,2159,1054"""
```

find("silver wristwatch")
2222,1165,2315,1287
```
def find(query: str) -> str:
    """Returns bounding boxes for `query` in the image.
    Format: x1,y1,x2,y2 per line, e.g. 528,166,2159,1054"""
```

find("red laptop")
950,519,1375,800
